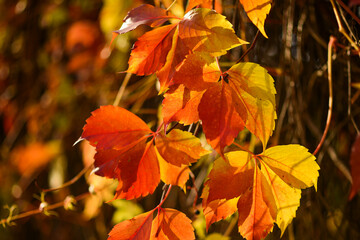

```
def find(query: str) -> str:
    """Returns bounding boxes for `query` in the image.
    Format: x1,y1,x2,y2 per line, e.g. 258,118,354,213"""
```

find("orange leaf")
202,186,239,230
155,129,209,166
179,8,247,56
151,208,195,240
199,82,245,153
205,151,253,203
116,4,172,34
162,84,205,125
81,105,152,151
349,134,360,200
237,165,277,240
172,52,220,91
156,27,191,93
239,0,272,38
108,210,154,240
127,24,178,76
156,147,191,189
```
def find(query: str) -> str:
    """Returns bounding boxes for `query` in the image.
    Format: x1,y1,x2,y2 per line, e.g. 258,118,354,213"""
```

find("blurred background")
0,0,360,239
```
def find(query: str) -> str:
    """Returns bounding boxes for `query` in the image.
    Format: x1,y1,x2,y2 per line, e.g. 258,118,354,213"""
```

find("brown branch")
334,0,360,26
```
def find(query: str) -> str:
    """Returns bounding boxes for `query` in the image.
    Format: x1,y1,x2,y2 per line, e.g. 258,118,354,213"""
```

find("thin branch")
38,164,92,193
237,30,260,63
330,0,360,52
313,36,335,156
0,193,90,226
334,0,360,26
113,72,132,106
347,49,360,133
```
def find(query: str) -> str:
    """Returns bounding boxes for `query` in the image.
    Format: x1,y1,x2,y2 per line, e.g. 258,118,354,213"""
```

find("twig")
330,0,359,52
237,30,260,63
334,0,360,26
347,49,360,134
38,164,92,193
313,36,335,156
113,72,132,106
0,192,90,226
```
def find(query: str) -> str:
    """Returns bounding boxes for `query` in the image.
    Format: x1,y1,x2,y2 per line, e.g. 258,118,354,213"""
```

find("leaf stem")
156,184,173,209
113,72,132,106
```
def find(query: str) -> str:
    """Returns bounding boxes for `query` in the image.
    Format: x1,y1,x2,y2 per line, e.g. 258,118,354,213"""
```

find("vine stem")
237,30,260,63
0,192,90,226
313,36,335,156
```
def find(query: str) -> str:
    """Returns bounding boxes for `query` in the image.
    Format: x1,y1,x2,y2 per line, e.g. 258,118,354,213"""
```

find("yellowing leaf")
206,151,253,202
261,165,301,235
179,8,247,56
151,208,195,240
227,62,276,148
239,0,272,38
261,145,320,190
155,129,210,166
237,166,277,240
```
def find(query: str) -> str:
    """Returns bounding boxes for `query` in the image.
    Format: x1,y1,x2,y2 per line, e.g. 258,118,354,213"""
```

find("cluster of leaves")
79,1,321,239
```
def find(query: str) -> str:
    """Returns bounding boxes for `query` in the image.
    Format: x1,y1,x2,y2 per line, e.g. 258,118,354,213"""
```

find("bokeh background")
0,0,360,239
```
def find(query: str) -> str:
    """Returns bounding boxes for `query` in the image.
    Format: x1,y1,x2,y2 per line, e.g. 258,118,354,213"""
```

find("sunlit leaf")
261,145,319,190
261,165,301,235
151,208,195,240
155,129,210,166
239,0,272,38
199,82,245,153
116,4,172,35
179,8,247,56
81,105,152,151
127,24,178,76
162,84,205,125
108,210,154,240
237,165,277,240
227,62,276,147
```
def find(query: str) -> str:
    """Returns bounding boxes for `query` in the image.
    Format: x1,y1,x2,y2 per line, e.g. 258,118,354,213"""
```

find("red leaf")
349,134,360,200
151,208,195,240
199,82,245,153
95,141,160,200
81,105,152,151
108,210,154,240
116,4,172,35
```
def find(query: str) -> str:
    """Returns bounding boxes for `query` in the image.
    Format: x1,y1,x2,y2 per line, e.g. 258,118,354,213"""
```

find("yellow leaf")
261,144,320,190
261,165,301,235
227,62,276,148
239,0,272,38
